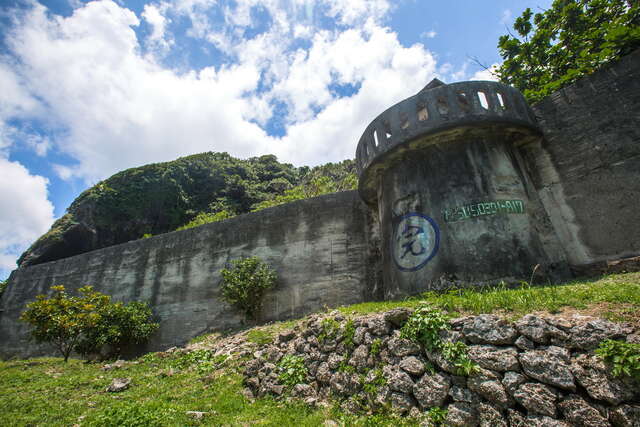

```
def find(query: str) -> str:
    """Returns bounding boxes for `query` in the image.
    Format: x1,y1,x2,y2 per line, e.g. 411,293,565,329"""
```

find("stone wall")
0,191,378,359
520,49,640,273
245,308,640,426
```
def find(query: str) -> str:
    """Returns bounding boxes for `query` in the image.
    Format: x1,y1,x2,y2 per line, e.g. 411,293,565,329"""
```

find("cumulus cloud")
1,0,438,182
0,158,55,274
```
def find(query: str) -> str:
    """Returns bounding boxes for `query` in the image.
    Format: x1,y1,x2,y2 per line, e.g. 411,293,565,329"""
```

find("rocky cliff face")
242,309,640,426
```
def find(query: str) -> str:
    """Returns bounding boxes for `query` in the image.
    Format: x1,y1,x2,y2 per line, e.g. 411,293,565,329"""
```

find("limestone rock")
383,365,414,393
569,319,626,350
367,315,390,336
383,308,412,328
609,404,640,427
389,392,416,414
519,347,576,391
502,371,527,396
449,386,481,404
559,395,610,427
516,315,568,344
526,415,570,427
445,402,478,427
349,345,369,369
106,377,131,392
462,314,517,345
513,382,558,417
468,372,513,408
467,345,520,372
413,371,450,408
515,335,535,350
570,354,637,405
387,336,420,357
329,372,360,396
477,402,507,427
316,362,331,383
399,356,425,376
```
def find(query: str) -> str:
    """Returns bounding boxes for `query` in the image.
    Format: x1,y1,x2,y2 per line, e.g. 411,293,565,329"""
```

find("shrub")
278,355,308,387
401,304,479,376
400,304,449,351
596,339,640,379
20,285,158,361
220,257,277,320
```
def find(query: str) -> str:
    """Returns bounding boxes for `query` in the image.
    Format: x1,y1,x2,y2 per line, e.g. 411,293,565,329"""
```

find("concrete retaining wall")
0,191,378,359
520,49,640,273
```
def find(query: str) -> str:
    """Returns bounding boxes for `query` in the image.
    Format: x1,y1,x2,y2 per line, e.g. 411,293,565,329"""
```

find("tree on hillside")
497,0,640,102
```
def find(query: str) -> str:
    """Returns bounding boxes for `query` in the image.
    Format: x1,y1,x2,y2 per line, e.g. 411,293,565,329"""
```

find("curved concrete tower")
356,79,567,299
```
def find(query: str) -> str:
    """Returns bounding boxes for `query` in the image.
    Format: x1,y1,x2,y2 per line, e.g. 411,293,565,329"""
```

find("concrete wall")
0,191,378,359
519,49,640,273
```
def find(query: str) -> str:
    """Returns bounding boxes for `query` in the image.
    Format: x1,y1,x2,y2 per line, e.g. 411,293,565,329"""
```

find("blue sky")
0,0,552,278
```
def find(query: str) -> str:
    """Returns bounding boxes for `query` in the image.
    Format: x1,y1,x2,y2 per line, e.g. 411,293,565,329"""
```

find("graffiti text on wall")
443,200,525,223
392,213,440,272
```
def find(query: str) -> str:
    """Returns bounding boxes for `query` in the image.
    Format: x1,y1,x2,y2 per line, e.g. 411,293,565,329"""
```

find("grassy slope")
1,272,639,427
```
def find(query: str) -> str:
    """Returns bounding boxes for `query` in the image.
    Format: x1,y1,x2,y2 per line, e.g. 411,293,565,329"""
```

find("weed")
370,338,382,357
277,355,308,387
172,349,228,375
426,406,448,425
85,402,169,426
318,317,341,343
400,304,449,351
362,368,386,395
440,341,479,376
247,329,275,345
595,339,640,379
342,319,356,349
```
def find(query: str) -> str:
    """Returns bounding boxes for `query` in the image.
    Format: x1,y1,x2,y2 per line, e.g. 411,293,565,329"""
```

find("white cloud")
1,0,438,182
142,3,173,53
470,63,500,81
0,158,55,273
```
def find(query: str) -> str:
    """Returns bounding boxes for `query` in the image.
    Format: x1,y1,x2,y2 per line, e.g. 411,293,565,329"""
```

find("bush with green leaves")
400,304,449,351
278,355,308,387
220,257,277,320
595,339,640,379
497,0,640,103
401,304,478,376
20,285,158,361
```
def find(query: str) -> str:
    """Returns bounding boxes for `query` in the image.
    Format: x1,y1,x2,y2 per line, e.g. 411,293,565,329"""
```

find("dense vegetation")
18,153,356,267
497,0,640,102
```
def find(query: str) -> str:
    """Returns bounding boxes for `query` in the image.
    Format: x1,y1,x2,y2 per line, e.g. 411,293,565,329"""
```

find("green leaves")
596,339,640,379
497,0,640,103
400,304,479,376
219,257,277,320
20,285,158,361
277,355,308,387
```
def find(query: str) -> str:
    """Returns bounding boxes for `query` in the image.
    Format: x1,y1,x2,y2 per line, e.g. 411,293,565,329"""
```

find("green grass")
0,355,413,426
339,273,640,321
2,272,639,426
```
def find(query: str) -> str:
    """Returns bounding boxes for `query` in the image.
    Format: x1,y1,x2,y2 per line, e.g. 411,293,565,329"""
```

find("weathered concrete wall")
0,191,379,359
520,49,640,273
